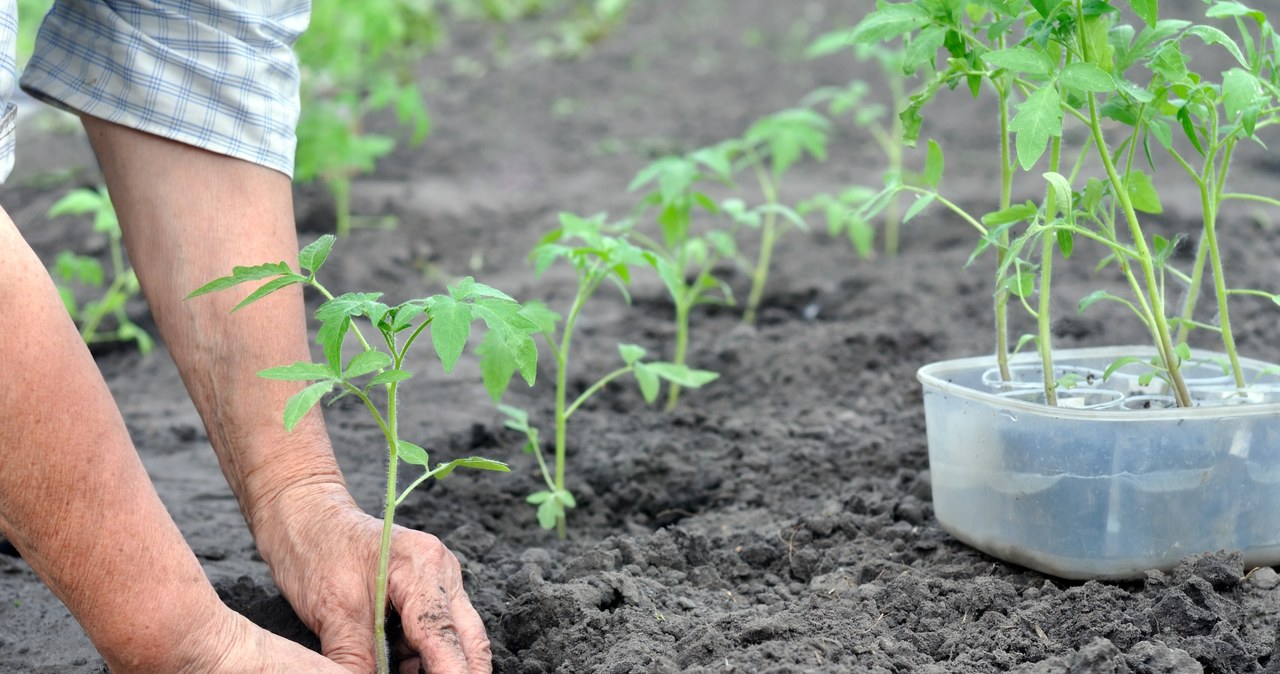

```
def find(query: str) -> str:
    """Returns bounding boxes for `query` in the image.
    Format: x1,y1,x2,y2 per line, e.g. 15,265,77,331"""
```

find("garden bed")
4,0,1280,672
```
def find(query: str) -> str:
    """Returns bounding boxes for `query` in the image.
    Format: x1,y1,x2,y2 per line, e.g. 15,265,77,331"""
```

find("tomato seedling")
47,187,152,354
188,235,538,674
500,213,717,536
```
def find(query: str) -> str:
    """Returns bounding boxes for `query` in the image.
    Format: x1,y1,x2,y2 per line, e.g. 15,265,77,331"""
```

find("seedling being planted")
47,186,152,353
500,213,718,536
187,235,538,674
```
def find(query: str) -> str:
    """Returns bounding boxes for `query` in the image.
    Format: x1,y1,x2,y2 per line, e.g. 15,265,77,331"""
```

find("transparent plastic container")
918,346,1280,579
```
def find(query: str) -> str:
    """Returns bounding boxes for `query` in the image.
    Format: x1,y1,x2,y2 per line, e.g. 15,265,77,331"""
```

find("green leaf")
1078,289,1121,314
426,295,473,373
981,202,1039,226
1174,342,1192,362
186,262,295,299
1042,172,1073,217
923,139,944,189
450,276,516,303
433,456,510,480
1103,356,1148,381
398,440,430,466
232,274,307,312
1125,171,1164,214
1056,228,1074,258
1184,26,1248,68
633,363,661,403
849,4,932,44
1205,1,1267,23
745,108,831,177
259,361,338,381
316,315,351,373
618,343,646,366
48,188,105,218
368,369,414,387
982,47,1055,76
903,193,936,224
1129,0,1157,26
1059,63,1115,92
314,292,386,322
283,381,334,432
646,363,720,388
1222,68,1263,135
298,235,336,274
345,350,392,379
1003,270,1036,298
1008,86,1064,170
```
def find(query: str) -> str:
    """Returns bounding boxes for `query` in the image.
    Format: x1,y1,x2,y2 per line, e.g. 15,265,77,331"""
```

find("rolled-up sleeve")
20,0,309,177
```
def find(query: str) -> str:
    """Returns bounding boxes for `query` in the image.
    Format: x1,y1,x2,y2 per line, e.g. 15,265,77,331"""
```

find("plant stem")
1086,96,1191,406
744,162,780,325
884,72,906,257
1202,141,1245,388
994,83,1014,381
552,278,593,538
373,377,400,674
567,365,632,419
1038,138,1063,405
332,176,352,238
664,300,690,411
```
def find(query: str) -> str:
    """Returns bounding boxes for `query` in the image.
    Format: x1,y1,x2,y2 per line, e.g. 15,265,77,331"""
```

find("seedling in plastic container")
187,235,538,674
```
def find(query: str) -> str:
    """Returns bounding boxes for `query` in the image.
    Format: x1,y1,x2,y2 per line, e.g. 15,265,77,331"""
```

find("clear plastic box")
917,346,1280,579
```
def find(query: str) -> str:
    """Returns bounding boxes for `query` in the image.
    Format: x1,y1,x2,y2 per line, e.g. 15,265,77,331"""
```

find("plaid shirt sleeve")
19,0,309,178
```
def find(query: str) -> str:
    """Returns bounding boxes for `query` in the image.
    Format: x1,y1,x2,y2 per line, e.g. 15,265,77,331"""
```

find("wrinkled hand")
255,486,492,674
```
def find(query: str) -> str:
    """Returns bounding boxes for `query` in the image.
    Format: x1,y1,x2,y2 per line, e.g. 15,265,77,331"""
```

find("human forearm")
0,214,233,670
80,117,357,539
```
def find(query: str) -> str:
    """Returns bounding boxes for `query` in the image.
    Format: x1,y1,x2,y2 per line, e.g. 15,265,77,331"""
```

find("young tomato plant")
625,143,739,410
735,108,830,324
802,40,912,257
853,0,1280,407
47,187,153,353
294,0,436,237
187,235,538,674
500,213,718,536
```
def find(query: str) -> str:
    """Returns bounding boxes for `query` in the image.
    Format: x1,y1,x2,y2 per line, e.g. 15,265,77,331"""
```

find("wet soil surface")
4,1,1280,672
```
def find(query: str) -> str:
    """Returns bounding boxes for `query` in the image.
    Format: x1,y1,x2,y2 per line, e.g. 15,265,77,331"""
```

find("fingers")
389,536,493,674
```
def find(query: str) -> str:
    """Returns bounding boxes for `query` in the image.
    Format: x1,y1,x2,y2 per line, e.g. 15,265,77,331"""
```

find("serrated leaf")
849,4,932,44
982,47,1055,76
1059,62,1115,92
186,261,295,299
1223,68,1262,134
1125,171,1163,214
368,369,413,387
345,349,392,379
398,440,430,466
1009,86,1064,170
316,315,351,372
426,295,473,373
1130,0,1157,26
232,274,306,312
1042,172,1073,217
633,363,661,403
1184,26,1247,68
283,381,333,431
259,361,338,381
298,235,336,274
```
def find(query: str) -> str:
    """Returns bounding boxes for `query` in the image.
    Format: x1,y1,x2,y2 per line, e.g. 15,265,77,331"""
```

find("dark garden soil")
5,1,1280,672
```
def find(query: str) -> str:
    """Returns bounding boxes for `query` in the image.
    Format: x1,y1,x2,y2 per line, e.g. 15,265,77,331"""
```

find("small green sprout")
47,187,152,354
188,235,538,674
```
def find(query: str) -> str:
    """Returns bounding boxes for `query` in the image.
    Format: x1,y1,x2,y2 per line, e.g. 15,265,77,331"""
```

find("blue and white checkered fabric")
6,0,307,183
0,0,18,182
